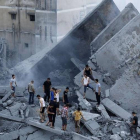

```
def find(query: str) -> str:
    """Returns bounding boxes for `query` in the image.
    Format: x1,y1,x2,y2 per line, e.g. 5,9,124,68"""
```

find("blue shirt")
50,91,54,101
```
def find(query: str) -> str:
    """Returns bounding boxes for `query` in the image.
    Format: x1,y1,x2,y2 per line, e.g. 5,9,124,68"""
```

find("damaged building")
0,0,140,140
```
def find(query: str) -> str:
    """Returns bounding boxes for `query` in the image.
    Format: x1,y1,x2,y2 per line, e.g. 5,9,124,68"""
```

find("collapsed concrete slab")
102,98,131,120
12,0,120,86
26,117,64,135
84,120,100,135
96,104,110,120
90,3,139,55
2,91,12,103
95,14,140,80
76,90,92,110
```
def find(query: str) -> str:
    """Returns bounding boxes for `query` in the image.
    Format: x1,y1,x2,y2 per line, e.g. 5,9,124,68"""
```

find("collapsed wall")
94,14,140,80
12,0,119,86
90,3,139,55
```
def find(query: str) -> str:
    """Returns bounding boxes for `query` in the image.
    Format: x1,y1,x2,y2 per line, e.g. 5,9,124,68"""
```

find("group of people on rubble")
9,64,139,136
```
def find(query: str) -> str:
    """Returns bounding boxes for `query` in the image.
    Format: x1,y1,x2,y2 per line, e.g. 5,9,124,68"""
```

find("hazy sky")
114,0,140,12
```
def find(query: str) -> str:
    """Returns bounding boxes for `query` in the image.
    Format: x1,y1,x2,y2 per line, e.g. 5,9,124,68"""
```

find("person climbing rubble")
46,103,54,128
28,80,35,105
43,78,51,103
54,88,61,115
81,74,94,99
95,79,101,106
10,74,17,97
83,64,94,81
63,87,69,104
73,107,85,133
61,104,69,131
37,95,46,123
130,112,138,138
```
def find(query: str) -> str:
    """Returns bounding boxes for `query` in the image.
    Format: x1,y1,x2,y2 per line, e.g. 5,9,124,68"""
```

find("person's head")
84,74,87,78
85,64,89,68
47,78,50,82
31,80,34,84
12,74,15,79
36,95,41,99
132,112,136,116
66,87,69,92
51,87,55,92
77,107,80,112
95,79,98,83
64,104,69,108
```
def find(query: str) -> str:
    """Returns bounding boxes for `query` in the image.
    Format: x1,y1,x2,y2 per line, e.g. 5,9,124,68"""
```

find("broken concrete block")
105,89,110,98
110,134,122,140
72,132,91,140
2,91,12,103
2,102,7,107
25,107,30,118
120,131,127,138
102,98,131,120
91,136,100,140
20,109,24,119
96,104,110,120
112,127,121,134
20,103,27,110
84,120,100,135
7,99,14,106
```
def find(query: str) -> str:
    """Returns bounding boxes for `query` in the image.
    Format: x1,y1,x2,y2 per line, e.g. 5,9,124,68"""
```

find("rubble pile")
0,0,140,140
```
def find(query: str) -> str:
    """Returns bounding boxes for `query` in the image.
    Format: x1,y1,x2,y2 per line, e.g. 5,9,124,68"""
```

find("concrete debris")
96,104,110,120
110,134,122,140
2,91,12,103
84,120,100,135
105,89,110,98
102,98,131,120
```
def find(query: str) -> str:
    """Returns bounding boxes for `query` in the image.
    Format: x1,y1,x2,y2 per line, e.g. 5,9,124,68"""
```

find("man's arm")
32,85,35,93
57,89,61,94
87,78,90,85
15,81,17,86
63,93,65,102
10,82,13,89
98,86,101,95
81,78,84,85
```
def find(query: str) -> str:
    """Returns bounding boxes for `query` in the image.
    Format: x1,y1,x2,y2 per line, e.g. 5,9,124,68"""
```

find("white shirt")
96,83,101,92
10,78,16,87
83,77,89,85
55,93,59,102
39,98,45,107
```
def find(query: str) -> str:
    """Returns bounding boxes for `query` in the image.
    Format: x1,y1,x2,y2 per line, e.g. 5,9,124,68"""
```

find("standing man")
37,95,46,123
83,64,94,81
50,87,55,102
10,74,17,97
73,108,85,133
63,87,69,104
95,79,101,106
61,104,69,131
130,112,138,138
28,80,35,105
81,74,94,99
43,78,51,102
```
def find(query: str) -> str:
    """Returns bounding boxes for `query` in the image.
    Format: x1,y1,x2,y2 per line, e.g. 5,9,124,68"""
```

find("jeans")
84,84,94,93
29,92,34,104
52,114,56,127
95,92,100,105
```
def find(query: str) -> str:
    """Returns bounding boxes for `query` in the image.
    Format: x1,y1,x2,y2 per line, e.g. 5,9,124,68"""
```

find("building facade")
0,0,102,66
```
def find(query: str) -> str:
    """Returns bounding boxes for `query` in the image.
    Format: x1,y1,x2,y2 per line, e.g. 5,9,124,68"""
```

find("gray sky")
114,0,140,12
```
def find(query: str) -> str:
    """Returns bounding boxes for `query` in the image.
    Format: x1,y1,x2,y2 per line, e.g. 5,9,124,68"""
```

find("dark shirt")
43,81,51,93
51,101,57,114
63,91,69,103
85,68,91,76
133,116,138,126
48,107,53,117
